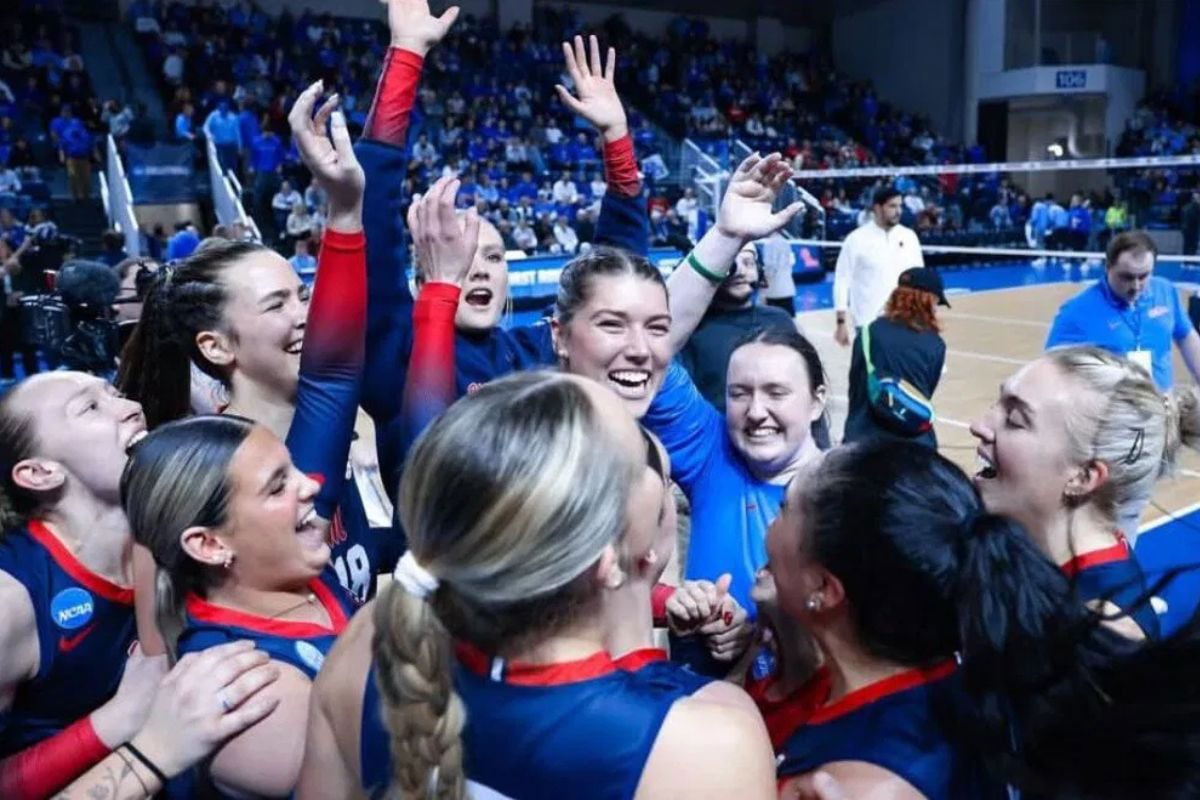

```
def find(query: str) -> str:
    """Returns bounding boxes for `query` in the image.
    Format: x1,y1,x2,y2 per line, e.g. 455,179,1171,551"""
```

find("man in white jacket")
833,186,924,346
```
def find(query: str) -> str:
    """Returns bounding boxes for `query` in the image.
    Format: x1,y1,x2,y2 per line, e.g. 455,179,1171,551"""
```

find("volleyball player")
356,0,649,489
971,345,1200,639
118,84,387,603
767,442,1200,799
297,372,776,799
0,372,166,799
122,413,359,797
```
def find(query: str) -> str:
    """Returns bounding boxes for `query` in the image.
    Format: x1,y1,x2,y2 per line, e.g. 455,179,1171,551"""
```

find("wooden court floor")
797,282,1200,528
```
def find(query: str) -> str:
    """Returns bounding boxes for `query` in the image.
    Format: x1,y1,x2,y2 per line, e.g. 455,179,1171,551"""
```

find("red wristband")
651,583,676,627
0,716,110,799
603,134,641,199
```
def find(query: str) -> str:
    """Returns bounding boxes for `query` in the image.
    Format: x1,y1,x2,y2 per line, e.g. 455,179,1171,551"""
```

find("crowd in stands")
130,0,674,255
1,0,92,210
1115,90,1200,230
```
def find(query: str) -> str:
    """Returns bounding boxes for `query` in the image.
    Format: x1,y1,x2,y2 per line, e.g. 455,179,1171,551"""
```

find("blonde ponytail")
371,583,465,800
369,371,639,798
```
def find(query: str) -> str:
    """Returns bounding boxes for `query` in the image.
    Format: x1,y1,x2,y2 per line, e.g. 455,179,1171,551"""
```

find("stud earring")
805,595,823,612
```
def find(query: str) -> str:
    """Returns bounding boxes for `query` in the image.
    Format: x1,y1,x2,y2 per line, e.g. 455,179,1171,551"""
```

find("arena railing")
104,135,142,257
206,137,262,242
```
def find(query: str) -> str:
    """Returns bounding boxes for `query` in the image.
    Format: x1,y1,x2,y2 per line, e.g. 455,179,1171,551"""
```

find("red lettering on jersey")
329,508,348,546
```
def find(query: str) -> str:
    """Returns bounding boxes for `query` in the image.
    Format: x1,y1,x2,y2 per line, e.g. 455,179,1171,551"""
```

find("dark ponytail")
117,239,266,428
799,442,1200,798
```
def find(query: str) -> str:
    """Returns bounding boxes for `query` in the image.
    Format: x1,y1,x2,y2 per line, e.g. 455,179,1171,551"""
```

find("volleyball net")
778,149,1200,270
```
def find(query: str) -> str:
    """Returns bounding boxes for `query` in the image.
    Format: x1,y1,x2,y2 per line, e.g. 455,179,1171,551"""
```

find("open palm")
383,0,459,54
555,35,628,137
717,152,804,240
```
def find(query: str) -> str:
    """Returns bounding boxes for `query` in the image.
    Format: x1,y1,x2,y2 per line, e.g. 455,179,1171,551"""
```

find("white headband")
393,551,440,599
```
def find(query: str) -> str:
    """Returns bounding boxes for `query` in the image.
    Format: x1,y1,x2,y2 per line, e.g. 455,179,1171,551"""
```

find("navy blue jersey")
777,661,1000,800
178,569,358,679
0,521,135,755
1063,537,1160,639
360,646,712,799
329,469,400,603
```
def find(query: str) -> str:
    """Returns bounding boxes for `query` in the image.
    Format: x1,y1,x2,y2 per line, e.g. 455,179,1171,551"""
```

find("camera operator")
0,212,76,380
23,259,123,378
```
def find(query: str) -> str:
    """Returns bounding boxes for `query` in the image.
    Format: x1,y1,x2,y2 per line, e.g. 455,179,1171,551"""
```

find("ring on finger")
217,692,232,713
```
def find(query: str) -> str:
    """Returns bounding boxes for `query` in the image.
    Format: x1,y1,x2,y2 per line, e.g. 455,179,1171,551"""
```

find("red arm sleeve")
362,48,425,148
603,133,641,199
0,716,110,799
401,281,460,440
287,228,367,519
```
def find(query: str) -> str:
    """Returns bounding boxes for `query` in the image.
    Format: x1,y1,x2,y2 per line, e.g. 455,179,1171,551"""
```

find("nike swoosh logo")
58,624,96,653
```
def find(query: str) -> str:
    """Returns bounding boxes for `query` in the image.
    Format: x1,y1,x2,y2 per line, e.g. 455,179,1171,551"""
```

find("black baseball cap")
898,267,950,307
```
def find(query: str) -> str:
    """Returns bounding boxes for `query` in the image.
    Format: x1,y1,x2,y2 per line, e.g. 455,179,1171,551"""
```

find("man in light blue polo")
1046,230,1200,390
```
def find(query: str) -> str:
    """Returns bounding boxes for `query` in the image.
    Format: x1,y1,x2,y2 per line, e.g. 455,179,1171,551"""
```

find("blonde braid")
371,582,466,800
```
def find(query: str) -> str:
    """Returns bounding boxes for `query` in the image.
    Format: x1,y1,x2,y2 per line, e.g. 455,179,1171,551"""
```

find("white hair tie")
393,551,440,599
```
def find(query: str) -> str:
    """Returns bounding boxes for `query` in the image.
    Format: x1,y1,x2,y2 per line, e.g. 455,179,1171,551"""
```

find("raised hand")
555,35,628,142
288,81,365,231
717,152,804,241
406,175,481,286
383,0,459,56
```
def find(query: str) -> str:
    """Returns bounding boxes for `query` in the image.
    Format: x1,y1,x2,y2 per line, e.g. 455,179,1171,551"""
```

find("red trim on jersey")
806,659,958,725
613,648,668,672
26,520,133,605
1060,535,1131,578
746,668,833,750
455,641,621,686
185,577,349,639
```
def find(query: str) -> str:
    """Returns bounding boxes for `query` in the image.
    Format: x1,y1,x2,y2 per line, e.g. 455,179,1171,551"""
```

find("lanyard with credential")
1118,303,1143,348
1106,281,1143,348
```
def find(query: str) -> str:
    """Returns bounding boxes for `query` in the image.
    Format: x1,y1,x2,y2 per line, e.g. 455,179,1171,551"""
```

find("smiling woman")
121,415,359,797
551,246,672,418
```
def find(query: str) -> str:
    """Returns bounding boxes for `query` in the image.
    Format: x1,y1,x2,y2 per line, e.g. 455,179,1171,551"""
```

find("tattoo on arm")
54,757,151,800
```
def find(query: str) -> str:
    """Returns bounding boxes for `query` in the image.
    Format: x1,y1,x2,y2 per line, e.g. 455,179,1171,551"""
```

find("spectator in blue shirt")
1066,192,1092,250
288,238,316,276
49,104,76,146
58,117,94,201
248,127,285,175
1046,230,1200,390
203,100,242,174
248,125,286,228
174,102,196,141
1047,197,1070,250
237,102,260,154
1029,193,1051,248
165,222,200,260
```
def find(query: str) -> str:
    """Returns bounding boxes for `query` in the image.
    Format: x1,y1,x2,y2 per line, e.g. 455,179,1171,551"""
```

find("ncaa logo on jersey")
51,587,95,630
295,640,325,673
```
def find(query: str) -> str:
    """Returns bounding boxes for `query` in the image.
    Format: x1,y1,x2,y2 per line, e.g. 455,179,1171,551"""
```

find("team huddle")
1,2,1199,799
